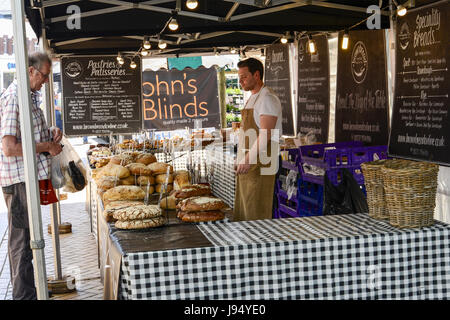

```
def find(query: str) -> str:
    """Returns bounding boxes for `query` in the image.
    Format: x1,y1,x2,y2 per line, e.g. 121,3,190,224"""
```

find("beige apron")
233,90,277,221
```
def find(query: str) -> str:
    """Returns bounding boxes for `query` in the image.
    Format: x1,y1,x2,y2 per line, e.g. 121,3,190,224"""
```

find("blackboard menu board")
61,56,142,136
142,67,221,130
297,34,330,143
335,30,389,145
389,0,449,165
264,44,294,136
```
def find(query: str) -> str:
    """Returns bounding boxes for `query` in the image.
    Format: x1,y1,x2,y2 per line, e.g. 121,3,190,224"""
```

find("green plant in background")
234,114,241,122
226,113,235,123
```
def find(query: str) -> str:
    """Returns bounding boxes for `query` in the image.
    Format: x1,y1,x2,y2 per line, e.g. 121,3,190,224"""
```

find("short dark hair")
238,58,264,80
28,52,51,71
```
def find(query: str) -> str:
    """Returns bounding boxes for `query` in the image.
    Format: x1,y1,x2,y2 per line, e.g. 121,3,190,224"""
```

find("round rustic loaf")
126,163,153,176
148,162,173,175
174,184,211,199
95,176,120,191
100,163,130,179
135,153,157,165
155,173,174,184
103,185,146,203
120,175,137,185
173,170,190,190
177,210,225,222
155,183,173,193
112,204,161,221
110,154,134,166
137,175,155,186
177,196,225,212
103,200,144,222
114,216,165,229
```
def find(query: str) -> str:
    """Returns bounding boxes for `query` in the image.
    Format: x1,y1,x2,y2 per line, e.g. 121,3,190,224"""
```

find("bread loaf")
159,193,177,210
174,184,211,199
120,175,137,185
155,173,174,184
112,204,161,221
148,162,173,175
177,210,225,222
135,153,157,165
103,185,146,203
115,216,165,229
103,200,144,222
173,170,190,190
96,176,120,191
140,185,155,195
110,154,134,166
126,163,153,176
100,163,130,179
177,196,225,212
137,175,155,186
155,183,173,193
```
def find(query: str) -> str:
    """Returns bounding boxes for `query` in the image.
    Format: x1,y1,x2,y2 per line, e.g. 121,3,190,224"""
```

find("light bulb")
143,38,151,49
116,54,122,62
397,5,407,16
169,18,179,31
230,48,236,54
158,40,167,49
186,0,198,10
141,49,149,56
308,38,316,54
118,57,124,65
280,37,288,44
342,32,349,50
130,60,137,69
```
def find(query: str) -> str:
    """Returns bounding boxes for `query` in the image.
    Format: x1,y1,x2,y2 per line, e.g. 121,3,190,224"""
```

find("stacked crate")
274,142,389,219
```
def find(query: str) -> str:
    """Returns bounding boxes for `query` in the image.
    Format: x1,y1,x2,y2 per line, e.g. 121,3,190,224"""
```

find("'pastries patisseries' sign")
142,66,221,130
61,56,142,136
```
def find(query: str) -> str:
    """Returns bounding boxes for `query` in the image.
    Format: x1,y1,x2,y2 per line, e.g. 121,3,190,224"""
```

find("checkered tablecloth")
119,214,450,299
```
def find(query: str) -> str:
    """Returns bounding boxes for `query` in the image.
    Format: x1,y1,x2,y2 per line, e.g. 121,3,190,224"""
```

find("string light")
168,17,179,31
158,39,167,49
117,53,124,65
393,0,408,16
280,36,288,44
141,49,149,56
342,30,349,50
143,37,151,49
308,34,316,54
230,48,237,54
186,0,198,10
130,60,137,69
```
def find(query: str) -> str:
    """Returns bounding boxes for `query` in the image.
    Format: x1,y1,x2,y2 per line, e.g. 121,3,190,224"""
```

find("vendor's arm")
236,114,277,175
2,135,62,157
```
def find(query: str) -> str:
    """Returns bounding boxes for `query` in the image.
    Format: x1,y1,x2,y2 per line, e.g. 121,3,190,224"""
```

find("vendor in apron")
234,58,282,221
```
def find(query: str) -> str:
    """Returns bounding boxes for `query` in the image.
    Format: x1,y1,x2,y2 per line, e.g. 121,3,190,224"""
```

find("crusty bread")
155,173,174,184
155,183,173,194
103,200,144,222
109,154,134,166
177,196,225,212
96,176,120,191
177,210,225,222
140,185,155,195
135,153,157,165
148,162,173,175
137,175,155,186
112,204,161,221
120,175,137,185
174,184,211,199
173,170,190,190
159,193,177,210
103,185,146,203
125,163,153,176
114,216,165,229
100,163,130,179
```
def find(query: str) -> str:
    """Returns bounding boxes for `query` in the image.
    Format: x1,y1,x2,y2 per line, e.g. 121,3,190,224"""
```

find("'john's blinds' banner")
335,30,389,145
142,67,221,130
61,56,142,136
264,44,294,136
389,0,449,165
297,34,330,143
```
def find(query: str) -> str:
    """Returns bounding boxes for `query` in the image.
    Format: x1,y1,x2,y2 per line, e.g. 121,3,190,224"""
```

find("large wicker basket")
361,159,389,220
381,159,439,228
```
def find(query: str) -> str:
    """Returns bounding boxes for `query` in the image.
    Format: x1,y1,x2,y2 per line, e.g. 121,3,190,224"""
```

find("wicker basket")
381,159,439,228
361,159,389,220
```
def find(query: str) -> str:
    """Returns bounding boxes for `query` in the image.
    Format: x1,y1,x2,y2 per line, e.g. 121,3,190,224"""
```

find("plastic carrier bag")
322,168,368,215
57,136,87,193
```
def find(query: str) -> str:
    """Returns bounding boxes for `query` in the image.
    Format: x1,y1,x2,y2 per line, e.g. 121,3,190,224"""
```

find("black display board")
297,34,330,143
389,0,449,165
335,30,389,146
264,44,294,136
61,56,142,136
142,67,220,130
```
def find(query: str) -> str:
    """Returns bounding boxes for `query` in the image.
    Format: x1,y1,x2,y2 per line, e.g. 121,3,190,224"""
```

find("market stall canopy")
24,0,401,57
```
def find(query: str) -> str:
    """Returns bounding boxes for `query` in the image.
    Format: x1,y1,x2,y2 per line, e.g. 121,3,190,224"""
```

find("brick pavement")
0,137,104,300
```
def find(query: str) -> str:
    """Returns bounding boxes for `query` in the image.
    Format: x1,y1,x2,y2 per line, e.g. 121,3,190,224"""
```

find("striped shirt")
0,80,52,187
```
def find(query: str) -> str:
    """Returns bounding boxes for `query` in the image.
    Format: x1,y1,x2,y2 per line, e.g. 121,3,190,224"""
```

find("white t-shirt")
244,86,282,142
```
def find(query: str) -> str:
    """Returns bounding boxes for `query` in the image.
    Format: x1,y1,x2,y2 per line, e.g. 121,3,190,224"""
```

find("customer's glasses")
35,67,50,80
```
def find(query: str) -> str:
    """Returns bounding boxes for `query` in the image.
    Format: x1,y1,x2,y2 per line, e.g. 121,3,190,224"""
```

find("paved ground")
0,137,103,300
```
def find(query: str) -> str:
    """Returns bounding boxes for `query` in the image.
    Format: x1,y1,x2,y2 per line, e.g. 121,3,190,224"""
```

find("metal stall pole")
10,0,49,300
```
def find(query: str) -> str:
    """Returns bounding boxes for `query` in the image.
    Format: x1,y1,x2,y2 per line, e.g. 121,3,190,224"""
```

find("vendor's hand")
48,142,63,156
50,126,63,143
236,163,251,175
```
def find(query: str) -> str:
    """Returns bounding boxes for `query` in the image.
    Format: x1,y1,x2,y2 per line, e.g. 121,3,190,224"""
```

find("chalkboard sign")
61,56,142,136
297,34,330,143
264,44,294,136
389,0,449,165
142,66,221,130
335,30,389,146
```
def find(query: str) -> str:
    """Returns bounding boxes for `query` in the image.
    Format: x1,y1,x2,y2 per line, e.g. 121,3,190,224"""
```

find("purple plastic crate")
349,145,388,166
281,148,300,172
299,141,363,169
278,204,299,218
